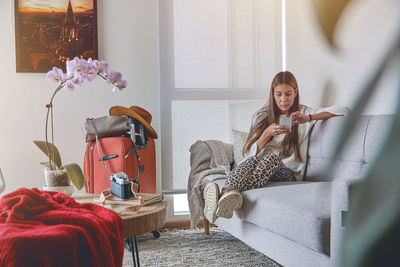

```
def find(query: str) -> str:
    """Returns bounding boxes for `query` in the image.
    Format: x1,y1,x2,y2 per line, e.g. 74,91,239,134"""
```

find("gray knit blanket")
187,140,234,228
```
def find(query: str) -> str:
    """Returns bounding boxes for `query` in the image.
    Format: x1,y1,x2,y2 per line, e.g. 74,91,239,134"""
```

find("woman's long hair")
242,71,303,162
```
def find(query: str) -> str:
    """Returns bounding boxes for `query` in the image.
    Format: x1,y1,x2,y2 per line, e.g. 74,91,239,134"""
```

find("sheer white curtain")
160,0,281,193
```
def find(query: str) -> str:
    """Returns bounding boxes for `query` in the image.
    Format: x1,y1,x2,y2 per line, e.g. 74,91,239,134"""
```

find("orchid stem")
45,82,65,170
97,73,121,88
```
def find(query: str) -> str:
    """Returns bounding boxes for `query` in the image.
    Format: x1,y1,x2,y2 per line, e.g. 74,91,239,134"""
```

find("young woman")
203,71,349,223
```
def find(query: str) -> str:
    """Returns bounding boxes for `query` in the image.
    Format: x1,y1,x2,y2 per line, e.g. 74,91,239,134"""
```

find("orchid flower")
66,60,75,78
46,67,64,84
91,59,101,73
65,80,76,91
106,71,123,84
70,72,83,87
47,56,127,96
99,61,109,74
118,80,128,90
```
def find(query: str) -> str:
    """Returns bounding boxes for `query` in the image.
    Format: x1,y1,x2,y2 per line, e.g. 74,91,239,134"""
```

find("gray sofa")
193,114,394,267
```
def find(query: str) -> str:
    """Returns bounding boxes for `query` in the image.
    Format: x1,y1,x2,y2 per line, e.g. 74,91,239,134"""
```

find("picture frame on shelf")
14,0,98,73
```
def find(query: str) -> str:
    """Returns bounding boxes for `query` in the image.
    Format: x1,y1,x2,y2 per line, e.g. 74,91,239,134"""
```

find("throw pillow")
232,129,249,165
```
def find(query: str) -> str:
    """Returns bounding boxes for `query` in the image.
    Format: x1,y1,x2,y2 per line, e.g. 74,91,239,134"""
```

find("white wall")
0,0,160,195
285,0,400,114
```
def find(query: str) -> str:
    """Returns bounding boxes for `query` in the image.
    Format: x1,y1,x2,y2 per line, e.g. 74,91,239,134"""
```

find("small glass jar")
44,169,70,187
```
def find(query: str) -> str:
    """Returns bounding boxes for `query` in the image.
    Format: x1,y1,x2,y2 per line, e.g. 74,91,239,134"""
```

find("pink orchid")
98,61,109,74
86,72,97,82
106,71,122,84
90,59,101,73
67,57,87,78
47,58,126,99
46,67,64,84
66,60,76,78
71,72,83,86
118,80,128,90
64,80,76,91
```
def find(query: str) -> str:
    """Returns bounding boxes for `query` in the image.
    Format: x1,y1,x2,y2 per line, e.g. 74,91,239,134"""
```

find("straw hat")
109,105,158,139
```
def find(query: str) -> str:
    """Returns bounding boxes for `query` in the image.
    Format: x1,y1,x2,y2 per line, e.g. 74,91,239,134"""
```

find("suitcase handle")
99,154,118,161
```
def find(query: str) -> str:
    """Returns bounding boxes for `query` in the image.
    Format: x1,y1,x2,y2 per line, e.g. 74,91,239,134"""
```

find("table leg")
134,236,140,267
128,236,140,267
152,230,160,239
204,219,210,235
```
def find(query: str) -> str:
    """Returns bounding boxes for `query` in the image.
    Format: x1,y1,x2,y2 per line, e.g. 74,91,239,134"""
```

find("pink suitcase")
83,136,156,194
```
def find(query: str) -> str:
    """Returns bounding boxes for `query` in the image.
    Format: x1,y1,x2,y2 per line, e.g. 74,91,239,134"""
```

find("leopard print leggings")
223,153,296,193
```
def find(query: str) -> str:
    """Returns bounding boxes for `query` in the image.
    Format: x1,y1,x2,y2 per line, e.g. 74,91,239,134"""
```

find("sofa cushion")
232,129,248,165
362,114,395,174
306,114,395,181
215,180,331,254
306,116,369,181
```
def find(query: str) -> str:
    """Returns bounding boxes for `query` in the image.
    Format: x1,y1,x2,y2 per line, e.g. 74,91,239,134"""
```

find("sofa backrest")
305,114,395,181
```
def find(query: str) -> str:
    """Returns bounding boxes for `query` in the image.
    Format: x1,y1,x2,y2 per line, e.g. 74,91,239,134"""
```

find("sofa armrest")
330,176,363,265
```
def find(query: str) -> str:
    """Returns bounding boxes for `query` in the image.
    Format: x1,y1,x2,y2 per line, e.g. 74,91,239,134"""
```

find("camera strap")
128,120,141,185
130,182,139,198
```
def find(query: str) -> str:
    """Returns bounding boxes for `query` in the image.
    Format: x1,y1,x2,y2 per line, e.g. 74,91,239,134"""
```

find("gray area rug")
123,228,280,266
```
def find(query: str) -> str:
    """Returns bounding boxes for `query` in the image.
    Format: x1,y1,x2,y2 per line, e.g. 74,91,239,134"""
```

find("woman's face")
273,83,297,114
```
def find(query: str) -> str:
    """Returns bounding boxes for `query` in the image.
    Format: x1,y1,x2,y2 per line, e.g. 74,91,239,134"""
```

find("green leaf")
34,141,62,168
63,163,84,190
40,161,59,170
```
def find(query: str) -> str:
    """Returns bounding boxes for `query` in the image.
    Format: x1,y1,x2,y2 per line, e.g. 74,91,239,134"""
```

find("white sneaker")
203,182,220,224
216,190,243,219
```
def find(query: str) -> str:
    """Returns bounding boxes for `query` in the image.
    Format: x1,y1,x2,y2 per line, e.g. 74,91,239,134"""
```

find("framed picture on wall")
14,0,98,73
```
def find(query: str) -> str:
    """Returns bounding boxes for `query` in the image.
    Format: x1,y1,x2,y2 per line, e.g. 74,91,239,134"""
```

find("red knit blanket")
0,188,124,267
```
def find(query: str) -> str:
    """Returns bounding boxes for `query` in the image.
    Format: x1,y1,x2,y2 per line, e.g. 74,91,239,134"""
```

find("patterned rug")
123,228,280,266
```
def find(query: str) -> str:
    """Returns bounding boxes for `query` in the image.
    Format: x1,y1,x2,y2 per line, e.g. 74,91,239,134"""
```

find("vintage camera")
110,172,133,199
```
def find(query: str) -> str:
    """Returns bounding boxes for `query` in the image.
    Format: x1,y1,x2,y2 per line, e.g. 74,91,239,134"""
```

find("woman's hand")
263,123,291,137
257,123,291,153
291,111,309,125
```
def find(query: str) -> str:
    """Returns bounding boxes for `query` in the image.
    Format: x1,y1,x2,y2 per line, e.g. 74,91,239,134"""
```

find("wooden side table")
73,194,168,267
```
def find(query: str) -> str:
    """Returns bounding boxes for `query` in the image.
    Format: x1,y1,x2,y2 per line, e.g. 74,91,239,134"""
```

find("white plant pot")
42,185,74,196
44,169,70,187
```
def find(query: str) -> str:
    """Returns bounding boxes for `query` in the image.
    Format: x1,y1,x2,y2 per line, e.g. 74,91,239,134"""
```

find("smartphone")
280,117,292,129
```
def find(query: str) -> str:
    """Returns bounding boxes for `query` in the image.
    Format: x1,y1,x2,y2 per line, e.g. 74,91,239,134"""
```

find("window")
159,1,282,216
